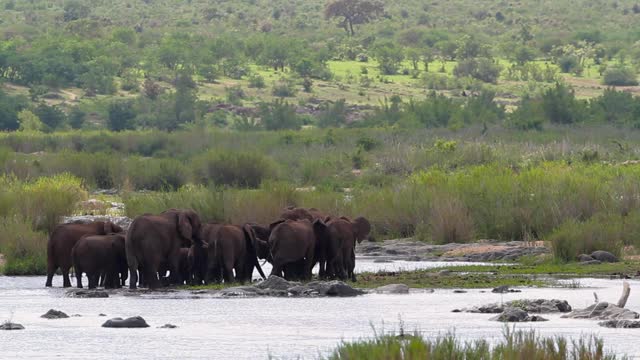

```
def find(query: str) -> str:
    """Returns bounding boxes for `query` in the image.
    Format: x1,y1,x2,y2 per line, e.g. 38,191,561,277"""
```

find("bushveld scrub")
329,327,624,360
0,174,86,274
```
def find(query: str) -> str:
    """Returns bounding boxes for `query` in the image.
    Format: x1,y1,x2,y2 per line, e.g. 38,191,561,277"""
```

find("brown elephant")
325,216,372,281
195,223,266,284
256,219,328,281
159,247,190,286
46,221,124,287
126,209,204,290
280,207,329,222
72,233,127,289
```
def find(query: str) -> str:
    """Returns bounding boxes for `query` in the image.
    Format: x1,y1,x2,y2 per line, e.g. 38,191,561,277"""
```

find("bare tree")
324,0,384,36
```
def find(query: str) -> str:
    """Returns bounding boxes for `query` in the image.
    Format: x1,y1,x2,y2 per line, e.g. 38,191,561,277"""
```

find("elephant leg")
62,266,72,288
349,250,357,282
144,263,161,290
75,268,83,288
270,263,283,278
88,273,98,289
129,268,138,290
46,262,57,287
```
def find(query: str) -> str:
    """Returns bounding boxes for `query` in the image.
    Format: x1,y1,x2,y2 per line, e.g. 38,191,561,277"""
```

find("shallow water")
1,260,639,359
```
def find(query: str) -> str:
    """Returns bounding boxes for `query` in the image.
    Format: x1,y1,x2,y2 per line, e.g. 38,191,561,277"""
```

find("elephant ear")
178,211,193,241
269,219,286,232
352,216,371,244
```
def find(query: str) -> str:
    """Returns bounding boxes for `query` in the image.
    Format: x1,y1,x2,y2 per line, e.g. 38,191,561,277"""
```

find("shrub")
0,218,48,275
124,157,189,191
603,67,639,86
453,58,502,84
271,77,297,97
427,194,474,244
248,74,266,88
192,150,276,188
259,99,302,130
123,185,224,222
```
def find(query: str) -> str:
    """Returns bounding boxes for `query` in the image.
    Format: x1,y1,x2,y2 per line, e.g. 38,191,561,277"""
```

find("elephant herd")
45,207,371,290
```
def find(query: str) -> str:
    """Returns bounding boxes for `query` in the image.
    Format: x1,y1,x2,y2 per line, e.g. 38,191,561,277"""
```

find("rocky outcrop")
0,322,24,330
599,320,640,328
62,215,132,231
357,239,548,262
158,324,178,329
457,299,571,314
102,316,150,328
490,308,548,322
214,276,364,298
41,309,69,319
492,285,521,293
561,302,639,320
374,284,410,294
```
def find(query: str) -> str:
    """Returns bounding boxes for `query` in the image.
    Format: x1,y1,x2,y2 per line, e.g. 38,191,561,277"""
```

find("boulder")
41,309,69,319
577,254,595,262
599,320,640,328
218,286,262,298
453,290,468,293
507,299,571,313
306,281,364,297
0,322,24,330
590,251,618,263
374,284,410,294
491,285,521,293
490,308,548,322
561,302,640,320
102,316,149,328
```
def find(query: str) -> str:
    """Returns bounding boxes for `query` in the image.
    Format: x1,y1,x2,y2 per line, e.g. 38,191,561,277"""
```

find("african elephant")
257,219,328,281
325,216,372,281
280,207,329,222
159,247,191,286
126,209,203,290
46,221,123,287
72,233,127,289
196,223,266,284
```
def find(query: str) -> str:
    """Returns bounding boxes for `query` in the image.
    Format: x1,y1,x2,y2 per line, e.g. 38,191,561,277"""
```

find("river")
0,259,638,359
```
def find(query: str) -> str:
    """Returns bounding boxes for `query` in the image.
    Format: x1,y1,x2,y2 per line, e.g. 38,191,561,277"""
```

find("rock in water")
158,324,178,329
590,250,619,263
0,322,24,330
491,285,521,293
561,302,639,320
599,320,640,328
507,299,571,313
41,309,69,319
374,284,410,294
490,308,548,322
102,316,150,328
67,290,109,298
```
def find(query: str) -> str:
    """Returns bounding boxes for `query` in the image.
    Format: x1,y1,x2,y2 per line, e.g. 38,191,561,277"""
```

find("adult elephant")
46,221,123,287
257,219,328,281
280,207,329,222
325,216,372,281
72,233,127,289
196,223,266,284
126,209,204,290
158,247,190,286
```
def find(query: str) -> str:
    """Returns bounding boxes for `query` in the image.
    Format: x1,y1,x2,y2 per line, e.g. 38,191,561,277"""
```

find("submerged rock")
324,281,364,297
599,320,640,328
158,324,178,329
41,309,69,319
374,284,410,294
67,290,109,298
0,322,24,330
460,299,571,314
256,276,297,291
490,308,548,322
590,251,618,263
561,302,639,320
102,316,149,328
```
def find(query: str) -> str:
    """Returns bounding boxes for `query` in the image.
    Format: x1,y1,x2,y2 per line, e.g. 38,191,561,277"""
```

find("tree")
34,104,66,132
107,100,136,131
259,99,301,130
324,0,384,36
17,110,44,132
374,42,404,75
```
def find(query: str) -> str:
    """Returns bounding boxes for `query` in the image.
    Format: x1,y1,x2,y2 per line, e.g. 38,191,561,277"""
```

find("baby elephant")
72,234,127,289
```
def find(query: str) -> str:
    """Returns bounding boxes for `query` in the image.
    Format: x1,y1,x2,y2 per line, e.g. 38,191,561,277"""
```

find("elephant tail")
243,224,266,280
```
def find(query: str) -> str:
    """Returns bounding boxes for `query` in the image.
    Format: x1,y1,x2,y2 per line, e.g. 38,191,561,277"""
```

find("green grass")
329,327,625,360
354,270,547,289
426,261,640,277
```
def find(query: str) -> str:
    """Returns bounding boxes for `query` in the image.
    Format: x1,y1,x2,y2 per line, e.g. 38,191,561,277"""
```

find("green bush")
125,157,189,191
124,185,224,222
603,67,639,86
0,218,48,275
192,150,276,188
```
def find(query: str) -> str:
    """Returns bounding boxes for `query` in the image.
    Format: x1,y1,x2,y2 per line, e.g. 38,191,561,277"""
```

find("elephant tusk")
261,259,268,266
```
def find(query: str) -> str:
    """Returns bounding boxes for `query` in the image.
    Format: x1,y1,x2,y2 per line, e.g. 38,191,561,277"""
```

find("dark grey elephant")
126,209,204,290
325,216,371,281
72,233,127,289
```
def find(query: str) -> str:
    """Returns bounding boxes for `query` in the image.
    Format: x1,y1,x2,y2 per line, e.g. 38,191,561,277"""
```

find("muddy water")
0,260,639,359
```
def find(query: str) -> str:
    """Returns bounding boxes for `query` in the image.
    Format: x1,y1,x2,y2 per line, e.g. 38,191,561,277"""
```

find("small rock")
99,314,107,317
255,275,296,291
492,285,521,293
0,322,24,330
102,316,150,328
374,284,410,294
158,324,178,329
590,250,619,263
452,309,462,313
599,320,640,328
373,259,393,263
577,254,595,262
562,302,639,320
453,290,467,293
323,281,364,297
41,309,69,319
